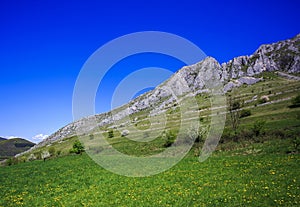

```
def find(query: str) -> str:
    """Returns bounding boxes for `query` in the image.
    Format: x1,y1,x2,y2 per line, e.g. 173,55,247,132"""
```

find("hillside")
0,137,7,142
17,33,300,158
0,138,35,159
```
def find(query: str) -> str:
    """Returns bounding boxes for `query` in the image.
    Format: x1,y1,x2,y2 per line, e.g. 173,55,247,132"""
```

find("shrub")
163,131,176,148
33,152,41,160
194,127,207,143
108,130,114,138
6,157,18,166
220,130,231,143
239,128,254,140
292,137,300,152
57,150,62,156
240,109,251,118
252,120,266,137
48,147,56,156
70,141,85,155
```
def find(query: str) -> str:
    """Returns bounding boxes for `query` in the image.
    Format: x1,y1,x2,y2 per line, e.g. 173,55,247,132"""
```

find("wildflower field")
0,150,299,206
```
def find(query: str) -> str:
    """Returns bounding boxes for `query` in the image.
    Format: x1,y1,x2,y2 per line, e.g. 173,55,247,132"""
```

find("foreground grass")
0,150,299,206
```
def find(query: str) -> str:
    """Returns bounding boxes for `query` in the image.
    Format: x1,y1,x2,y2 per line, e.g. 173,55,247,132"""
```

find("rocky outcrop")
224,77,263,92
20,34,300,152
222,34,300,79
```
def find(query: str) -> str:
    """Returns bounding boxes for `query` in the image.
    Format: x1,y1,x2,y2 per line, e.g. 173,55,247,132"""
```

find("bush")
220,130,231,143
292,137,300,152
252,120,266,137
48,147,56,156
266,129,286,139
239,128,254,140
108,130,114,138
70,141,85,155
163,131,176,148
239,109,251,118
6,157,18,166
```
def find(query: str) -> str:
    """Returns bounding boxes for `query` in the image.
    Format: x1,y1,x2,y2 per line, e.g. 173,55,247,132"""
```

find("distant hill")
0,138,35,159
0,137,7,142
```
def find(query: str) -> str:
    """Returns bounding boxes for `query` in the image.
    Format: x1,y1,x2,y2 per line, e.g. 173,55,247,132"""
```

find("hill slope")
0,137,7,142
0,138,35,158
18,33,300,156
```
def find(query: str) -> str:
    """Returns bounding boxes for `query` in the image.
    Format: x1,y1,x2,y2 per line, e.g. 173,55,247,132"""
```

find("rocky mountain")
19,33,300,154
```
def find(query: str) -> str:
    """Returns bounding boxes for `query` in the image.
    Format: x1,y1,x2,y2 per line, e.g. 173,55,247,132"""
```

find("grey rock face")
21,34,300,152
224,77,263,92
222,34,300,79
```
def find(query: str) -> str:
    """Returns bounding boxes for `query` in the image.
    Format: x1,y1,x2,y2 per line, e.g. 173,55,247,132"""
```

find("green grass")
1,72,300,206
0,151,299,206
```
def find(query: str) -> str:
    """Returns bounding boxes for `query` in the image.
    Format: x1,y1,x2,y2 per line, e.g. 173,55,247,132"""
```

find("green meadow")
0,150,299,206
1,72,300,206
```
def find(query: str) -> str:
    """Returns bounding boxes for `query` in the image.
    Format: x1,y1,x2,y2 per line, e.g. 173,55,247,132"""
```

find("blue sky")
0,0,299,143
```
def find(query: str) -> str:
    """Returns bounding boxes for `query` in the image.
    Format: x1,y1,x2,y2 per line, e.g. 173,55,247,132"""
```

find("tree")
70,140,85,155
108,130,114,138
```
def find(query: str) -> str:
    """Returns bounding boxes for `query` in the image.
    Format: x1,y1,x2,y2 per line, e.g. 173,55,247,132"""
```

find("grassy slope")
0,72,299,206
16,72,300,159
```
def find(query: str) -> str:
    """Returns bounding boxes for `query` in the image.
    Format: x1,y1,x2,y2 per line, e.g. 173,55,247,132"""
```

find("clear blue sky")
0,0,299,143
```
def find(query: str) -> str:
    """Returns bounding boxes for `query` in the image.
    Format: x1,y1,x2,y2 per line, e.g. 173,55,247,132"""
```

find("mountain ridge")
17,33,300,155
